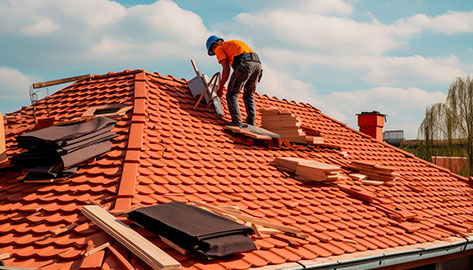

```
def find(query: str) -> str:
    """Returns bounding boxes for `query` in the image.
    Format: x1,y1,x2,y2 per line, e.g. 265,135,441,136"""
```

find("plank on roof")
81,205,180,270
32,74,90,89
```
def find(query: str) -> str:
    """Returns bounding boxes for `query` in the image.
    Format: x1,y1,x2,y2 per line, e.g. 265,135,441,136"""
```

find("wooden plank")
192,202,308,239
51,223,77,236
257,228,284,235
81,205,180,270
298,160,340,171
349,173,368,181
274,129,305,136
159,236,188,255
251,223,263,238
271,157,303,172
259,107,280,113
32,74,90,89
306,136,324,144
361,180,384,186
0,253,10,260
262,114,296,121
84,242,110,257
223,126,272,140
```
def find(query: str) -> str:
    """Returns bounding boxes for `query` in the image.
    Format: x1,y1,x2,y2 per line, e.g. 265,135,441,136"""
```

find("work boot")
224,121,241,127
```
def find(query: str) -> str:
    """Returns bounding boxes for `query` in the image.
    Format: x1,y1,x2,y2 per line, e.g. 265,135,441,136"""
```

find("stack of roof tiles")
0,69,473,269
350,160,400,184
10,117,116,181
260,107,323,144
271,157,343,182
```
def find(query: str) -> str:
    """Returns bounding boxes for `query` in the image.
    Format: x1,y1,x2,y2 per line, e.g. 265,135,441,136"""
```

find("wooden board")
81,205,180,270
272,157,304,172
223,125,274,140
32,74,90,89
349,173,368,181
259,107,280,115
192,202,308,239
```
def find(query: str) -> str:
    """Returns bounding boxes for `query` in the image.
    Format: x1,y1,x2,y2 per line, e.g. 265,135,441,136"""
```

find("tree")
418,76,473,176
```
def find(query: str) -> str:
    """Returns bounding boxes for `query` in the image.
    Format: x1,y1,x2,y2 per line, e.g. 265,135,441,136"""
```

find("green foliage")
417,76,473,176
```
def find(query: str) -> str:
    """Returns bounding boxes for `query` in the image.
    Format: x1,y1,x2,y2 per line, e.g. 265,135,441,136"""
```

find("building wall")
431,156,468,175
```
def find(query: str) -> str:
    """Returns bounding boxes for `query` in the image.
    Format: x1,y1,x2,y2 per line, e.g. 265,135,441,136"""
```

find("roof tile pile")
350,160,400,183
0,69,473,269
260,107,322,144
271,157,343,182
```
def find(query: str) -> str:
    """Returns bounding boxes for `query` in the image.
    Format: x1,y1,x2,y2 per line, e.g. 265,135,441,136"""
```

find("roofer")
206,35,262,127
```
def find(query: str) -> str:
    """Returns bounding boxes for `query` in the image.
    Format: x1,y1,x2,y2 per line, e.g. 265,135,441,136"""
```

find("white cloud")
128,0,208,47
257,67,446,138
0,0,209,66
0,67,41,100
0,0,126,36
22,18,59,35
316,87,447,138
0,0,471,137
364,55,466,85
275,0,353,15
395,10,473,35
258,66,314,97
260,48,467,86
55,0,127,27
237,11,398,56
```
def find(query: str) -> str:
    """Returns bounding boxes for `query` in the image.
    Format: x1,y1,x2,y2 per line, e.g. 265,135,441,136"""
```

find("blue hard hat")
206,35,223,56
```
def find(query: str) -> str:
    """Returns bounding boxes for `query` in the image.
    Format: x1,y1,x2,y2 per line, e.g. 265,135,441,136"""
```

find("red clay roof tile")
2,69,473,269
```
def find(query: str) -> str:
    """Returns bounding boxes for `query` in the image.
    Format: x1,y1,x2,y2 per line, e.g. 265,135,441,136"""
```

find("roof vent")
0,113,5,161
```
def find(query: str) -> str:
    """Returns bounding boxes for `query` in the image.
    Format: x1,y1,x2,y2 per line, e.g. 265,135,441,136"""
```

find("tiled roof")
1,69,473,269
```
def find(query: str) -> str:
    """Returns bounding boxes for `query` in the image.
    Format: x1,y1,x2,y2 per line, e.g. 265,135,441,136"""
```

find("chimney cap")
356,110,386,116
356,110,387,121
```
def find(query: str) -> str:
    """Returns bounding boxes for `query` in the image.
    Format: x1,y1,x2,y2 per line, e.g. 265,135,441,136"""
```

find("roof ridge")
144,70,187,84
114,71,148,210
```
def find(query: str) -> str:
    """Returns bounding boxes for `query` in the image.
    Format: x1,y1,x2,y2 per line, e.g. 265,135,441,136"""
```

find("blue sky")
1,0,472,139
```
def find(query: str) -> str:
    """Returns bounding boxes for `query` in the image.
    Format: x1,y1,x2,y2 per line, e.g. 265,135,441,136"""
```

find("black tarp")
128,202,256,259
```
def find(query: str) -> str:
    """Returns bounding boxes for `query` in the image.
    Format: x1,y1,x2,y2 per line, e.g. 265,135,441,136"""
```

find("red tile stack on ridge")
0,69,473,269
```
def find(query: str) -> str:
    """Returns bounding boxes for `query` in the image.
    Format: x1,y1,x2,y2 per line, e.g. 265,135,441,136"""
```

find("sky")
0,0,472,139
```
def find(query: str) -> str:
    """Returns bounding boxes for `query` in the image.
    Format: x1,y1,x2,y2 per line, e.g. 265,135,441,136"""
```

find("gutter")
281,236,473,270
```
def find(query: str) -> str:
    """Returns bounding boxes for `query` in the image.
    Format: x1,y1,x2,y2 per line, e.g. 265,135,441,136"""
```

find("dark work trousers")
226,61,262,125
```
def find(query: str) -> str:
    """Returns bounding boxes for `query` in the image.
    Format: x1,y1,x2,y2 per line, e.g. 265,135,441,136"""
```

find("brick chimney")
0,113,6,161
357,111,386,141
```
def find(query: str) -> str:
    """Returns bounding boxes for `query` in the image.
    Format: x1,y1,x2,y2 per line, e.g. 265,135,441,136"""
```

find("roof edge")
263,235,473,270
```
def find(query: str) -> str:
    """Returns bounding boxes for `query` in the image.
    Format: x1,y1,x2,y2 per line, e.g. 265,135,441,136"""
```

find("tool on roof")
187,60,224,116
29,74,91,121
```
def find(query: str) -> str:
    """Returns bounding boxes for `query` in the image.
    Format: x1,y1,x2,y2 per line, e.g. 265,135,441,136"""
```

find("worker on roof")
206,35,262,127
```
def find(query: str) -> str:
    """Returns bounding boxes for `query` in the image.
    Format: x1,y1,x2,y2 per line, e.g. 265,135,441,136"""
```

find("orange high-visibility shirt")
215,40,254,67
